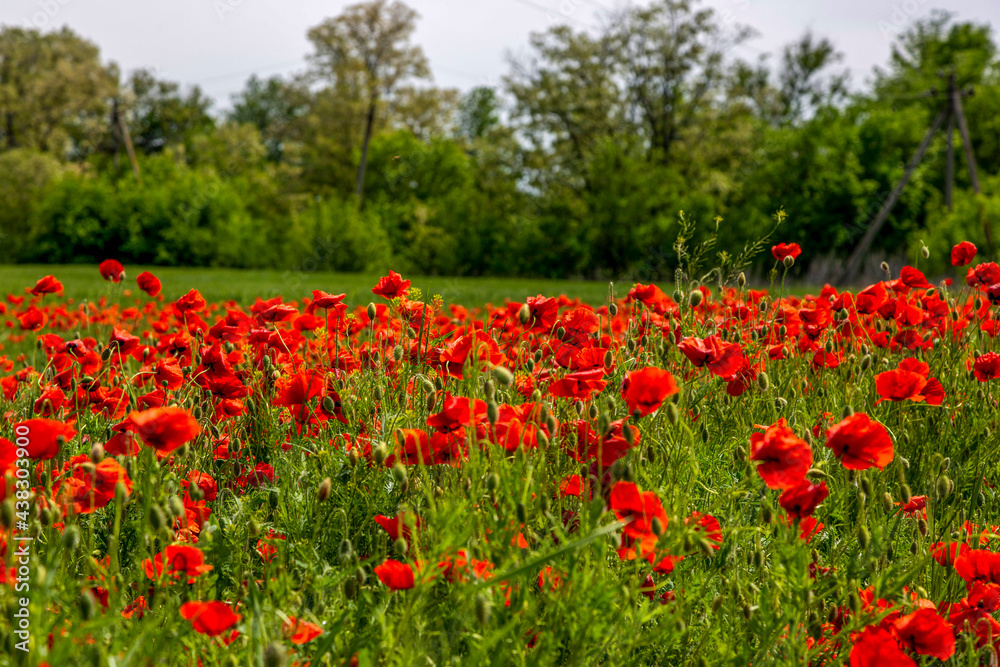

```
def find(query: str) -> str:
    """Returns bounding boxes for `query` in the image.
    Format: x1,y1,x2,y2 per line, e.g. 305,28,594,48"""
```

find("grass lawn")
0,264,618,308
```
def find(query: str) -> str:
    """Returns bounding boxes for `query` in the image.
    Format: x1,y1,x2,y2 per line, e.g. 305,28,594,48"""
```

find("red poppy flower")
967,262,1000,288
524,294,558,332
875,358,944,406
621,367,678,417
626,283,670,314
974,352,1000,382
899,266,932,289
121,596,149,619
426,395,475,435
54,458,133,514
374,512,421,542
686,512,722,550
892,608,955,660
99,259,125,282
952,241,977,266
309,290,346,311
609,481,667,539
14,419,76,459
825,413,893,470
372,271,411,299
748,419,812,489
849,625,915,667
16,306,45,330
136,271,162,297
30,275,63,296
175,289,207,315
677,335,745,378
778,480,829,519
179,601,241,636
375,559,415,590
548,368,608,400
896,495,927,518
856,281,889,314
771,243,802,261
283,616,323,644
130,407,201,454
954,549,1000,587
143,545,214,583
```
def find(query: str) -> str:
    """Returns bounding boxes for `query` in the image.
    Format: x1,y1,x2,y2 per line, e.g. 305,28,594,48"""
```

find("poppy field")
2,242,1000,666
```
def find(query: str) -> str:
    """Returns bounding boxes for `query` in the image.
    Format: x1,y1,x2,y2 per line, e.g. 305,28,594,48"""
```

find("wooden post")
951,78,993,253
840,108,948,284
945,110,954,212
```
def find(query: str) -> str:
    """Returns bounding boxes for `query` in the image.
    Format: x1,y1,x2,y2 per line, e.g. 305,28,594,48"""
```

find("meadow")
2,242,1000,666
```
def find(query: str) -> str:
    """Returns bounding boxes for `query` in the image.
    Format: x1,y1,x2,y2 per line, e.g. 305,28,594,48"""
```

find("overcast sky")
2,0,997,111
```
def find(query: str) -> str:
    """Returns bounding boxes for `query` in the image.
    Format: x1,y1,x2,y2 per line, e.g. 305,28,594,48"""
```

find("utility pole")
839,71,989,283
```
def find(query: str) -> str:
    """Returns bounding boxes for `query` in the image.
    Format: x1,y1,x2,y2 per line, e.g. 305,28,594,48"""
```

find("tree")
456,87,500,143
0,27,117,154
307,0,430,206
123,69,215,155
228,74,310,161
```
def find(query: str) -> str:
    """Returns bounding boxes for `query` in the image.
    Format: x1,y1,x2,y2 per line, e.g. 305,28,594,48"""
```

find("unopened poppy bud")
373,444,388,466
486,473,500,493
321,396,336,415
860,477,873,497
652,517,665,537
556,326,566,340
782,255,795,268
841,404,854,419
689,291,703,308
917,517,929,536
393,538,408,557
761,503,773,524
857,525,870,549
420,377,435,394
317,477,332,503
367,303,377,321
936,475,951,499
487,401,499,425
348,449,361,467
733,445,746,464
393,345,403,362
518,303,531,325
849,590,862,614
609,303,619,316
89,443,105,464
475,593,492,626
666,403,680,426
881,492,894,514
79,589,97,621
392,463,408,486
900,483,911,505
824,340,834,353
268,489,280,510
880,261,890,274
939,457,950,474
921,245,930,259
493,366,514,386
168,495,185,519
588,403,599,419
737,272,746,288
263,643,286,667
343,577,358,599
774,397,787,410
575,400,585,416
860,354,872,371
756,372,770,391
516,502,527,524
63,524,81,552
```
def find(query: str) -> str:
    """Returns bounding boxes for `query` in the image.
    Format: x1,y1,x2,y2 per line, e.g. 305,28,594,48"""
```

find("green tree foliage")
1,3,999,280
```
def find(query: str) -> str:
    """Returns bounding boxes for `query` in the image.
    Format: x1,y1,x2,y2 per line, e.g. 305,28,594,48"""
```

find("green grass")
0,264,616,307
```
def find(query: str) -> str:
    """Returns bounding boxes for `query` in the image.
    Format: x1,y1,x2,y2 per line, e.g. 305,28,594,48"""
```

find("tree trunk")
356,98,377,208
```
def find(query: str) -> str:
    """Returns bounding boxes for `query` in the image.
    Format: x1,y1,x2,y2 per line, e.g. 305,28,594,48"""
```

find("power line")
506,0,602,30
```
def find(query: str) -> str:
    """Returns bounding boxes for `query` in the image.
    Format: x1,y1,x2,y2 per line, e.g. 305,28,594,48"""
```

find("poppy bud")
666,403,680,426
652,516,665,537
575,400,585,416
609,303,619,316
588,403,599,419
392,463,408,486
343,577,358,599
711,595,724,613
516,502,527,524
79,589,96,621
935,475,951,500
168,495,185,519
393,538,408,557
487,401,499,425
475,593,492,626
756,372,770,392
860,477,873,497
317,477,332,503
89,443,105,464
268,489,280,510
857,525,870,549
774,397,787,410
824,340,833,353
493,366,514,387
546,414,558,435
761,502,773,524
263,643,286,667
880,261,890,274
733,445,746,464
921,245,930,259
486,473,500,493
367,303,377,321
556,327,566,340
742,603,753,620
373,444,388,466
63,524,81,552
689,291,703,308
518,303,531,325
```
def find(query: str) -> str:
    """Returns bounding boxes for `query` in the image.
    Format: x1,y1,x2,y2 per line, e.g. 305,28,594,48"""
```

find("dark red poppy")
524,294,558,332
892,608,955,660
778,480,829,519
136,271,162,297
372,271,411,299
952,241,977,266
875,358,944,406
427,395,475,435
967,262,1000,288
99,259,125,282
621,367,678,417
308,290,346,312
748,419,812,490
849,625,915,666
179,601,241,636
16,306,45,331
626,283,670,314
825,413,893,470
548,368,608,400
375,559,415,590
974,352,1000,382
856,281,889,314
143,545,214,583
772,243,802,261
175,289,207,315
130,407,201,454
30,275,63,296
